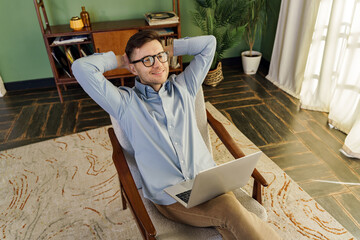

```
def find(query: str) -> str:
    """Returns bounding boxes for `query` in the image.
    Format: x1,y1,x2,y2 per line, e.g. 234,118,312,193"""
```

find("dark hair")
125,31,162,61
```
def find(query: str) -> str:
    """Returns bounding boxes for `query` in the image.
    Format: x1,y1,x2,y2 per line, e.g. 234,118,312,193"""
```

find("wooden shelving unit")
34,0,182,102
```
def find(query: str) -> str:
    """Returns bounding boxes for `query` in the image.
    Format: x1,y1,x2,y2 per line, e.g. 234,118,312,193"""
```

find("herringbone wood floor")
1,63,360,237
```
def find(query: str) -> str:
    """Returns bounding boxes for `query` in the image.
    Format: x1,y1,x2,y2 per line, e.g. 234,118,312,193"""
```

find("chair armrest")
108,128,156,239
206,110,268,188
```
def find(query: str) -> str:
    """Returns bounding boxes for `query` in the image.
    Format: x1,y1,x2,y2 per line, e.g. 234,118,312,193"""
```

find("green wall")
261,0,282,61
0,0,280,84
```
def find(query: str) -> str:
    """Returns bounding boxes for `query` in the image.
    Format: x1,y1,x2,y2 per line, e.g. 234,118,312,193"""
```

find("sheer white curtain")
267,0,360,159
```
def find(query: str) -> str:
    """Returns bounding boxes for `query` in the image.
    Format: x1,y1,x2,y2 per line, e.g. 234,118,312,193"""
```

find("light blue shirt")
72,35,217,205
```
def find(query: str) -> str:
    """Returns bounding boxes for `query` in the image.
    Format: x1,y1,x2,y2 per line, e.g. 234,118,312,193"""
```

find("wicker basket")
204,62,224,87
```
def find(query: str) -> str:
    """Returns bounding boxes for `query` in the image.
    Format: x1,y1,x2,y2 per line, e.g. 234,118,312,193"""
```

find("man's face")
129,40,169,92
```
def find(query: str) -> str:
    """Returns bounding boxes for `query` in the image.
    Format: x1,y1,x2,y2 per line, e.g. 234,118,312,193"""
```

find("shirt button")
175,142,178,145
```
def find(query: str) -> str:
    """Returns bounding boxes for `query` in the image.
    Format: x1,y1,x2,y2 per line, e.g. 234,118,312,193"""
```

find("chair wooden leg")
252,180,262,205
120,183,127,210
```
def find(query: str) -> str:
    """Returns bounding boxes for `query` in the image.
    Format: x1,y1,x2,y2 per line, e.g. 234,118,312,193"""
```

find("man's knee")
213,192,258,225
217,192,242,210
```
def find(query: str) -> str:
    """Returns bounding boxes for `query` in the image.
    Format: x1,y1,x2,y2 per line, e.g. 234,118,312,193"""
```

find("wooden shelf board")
45,19,179,37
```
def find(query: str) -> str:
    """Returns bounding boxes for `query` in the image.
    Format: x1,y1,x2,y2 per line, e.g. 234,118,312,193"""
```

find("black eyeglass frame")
130,51,169,67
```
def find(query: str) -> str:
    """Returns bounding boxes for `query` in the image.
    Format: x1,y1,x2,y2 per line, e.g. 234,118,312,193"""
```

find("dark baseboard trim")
4,78,55,92
220,56,269,67
221,56,270,76
183,57,243,68
259,58,270,76
221,56,241,66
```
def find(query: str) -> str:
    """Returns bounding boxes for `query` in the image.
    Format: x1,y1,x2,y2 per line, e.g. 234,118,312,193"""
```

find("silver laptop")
164,151,262,208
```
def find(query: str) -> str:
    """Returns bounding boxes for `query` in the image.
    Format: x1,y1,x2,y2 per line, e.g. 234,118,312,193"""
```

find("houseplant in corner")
242,0,268,74
191,0,248,86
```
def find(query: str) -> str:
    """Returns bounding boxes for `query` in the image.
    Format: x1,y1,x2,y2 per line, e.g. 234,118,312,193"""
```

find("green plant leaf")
243,0,269,53
191,0,248,66
194,0,215,8
191,11,207,33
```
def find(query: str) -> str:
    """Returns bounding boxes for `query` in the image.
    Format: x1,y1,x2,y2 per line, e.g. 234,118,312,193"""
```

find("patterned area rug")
0,103,356,239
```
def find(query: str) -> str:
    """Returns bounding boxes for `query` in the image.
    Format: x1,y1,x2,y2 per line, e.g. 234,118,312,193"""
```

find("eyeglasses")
131,51,169,67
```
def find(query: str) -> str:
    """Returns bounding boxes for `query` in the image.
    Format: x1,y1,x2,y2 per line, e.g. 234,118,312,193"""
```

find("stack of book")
51,35,88,46
51,44,93,78
161,37,180,69
51,48,71,77
152,28,175,36
144,11,179,26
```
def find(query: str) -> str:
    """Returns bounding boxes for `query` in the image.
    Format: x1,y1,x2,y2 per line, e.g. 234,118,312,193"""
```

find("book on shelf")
160,37,180,69
80,48,87,57
151,28,175,36
144,11,179,26
80,44,94,56
65,48,74,63
51,35,88,46
65,46,80,64
51,47,71,77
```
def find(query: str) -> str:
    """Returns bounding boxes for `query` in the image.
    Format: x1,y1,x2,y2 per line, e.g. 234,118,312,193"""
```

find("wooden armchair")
108,88,269,240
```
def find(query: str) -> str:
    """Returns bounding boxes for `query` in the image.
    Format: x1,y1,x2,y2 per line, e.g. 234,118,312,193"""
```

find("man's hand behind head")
116,53,131,71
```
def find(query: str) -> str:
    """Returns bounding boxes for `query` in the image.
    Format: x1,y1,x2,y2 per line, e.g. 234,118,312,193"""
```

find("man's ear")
128,64,138,76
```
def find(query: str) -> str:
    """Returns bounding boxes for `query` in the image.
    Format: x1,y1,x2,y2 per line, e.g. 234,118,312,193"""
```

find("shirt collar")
134,77,156,98
134,77,172,98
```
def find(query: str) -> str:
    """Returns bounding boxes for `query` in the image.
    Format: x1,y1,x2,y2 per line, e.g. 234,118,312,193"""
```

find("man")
72,31,281,239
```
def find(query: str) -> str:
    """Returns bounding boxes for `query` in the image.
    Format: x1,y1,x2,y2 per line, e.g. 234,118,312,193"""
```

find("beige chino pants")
155,192,282,240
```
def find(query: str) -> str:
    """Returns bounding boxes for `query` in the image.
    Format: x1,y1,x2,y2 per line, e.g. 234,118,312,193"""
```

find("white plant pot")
241,50,262,75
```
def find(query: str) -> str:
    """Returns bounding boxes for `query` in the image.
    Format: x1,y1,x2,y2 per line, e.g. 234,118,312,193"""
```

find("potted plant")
242,0,269,74
191,0,248,86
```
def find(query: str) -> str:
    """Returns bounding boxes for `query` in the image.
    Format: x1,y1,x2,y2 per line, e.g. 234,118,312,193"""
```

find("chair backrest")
110,87,211,189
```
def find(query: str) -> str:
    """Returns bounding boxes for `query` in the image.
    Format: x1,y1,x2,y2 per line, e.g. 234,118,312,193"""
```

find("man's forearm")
173,35,216,95
72,52,125,118
173,35,216,58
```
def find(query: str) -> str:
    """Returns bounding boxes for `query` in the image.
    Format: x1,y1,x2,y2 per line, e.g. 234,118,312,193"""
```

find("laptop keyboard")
176,189,192,203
